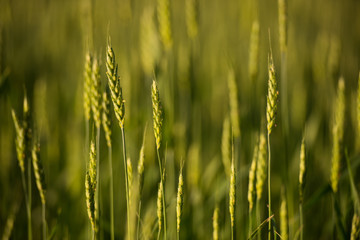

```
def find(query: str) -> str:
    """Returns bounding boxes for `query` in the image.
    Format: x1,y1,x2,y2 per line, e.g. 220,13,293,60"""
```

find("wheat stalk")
266,47,278,240
248,141,258,237
102,89,114,240
137,126,146,240
331,77,345,193
106,38,131,239
151,79,167,240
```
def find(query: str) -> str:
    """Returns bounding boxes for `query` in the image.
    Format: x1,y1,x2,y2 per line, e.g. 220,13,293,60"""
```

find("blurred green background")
1,0,360,239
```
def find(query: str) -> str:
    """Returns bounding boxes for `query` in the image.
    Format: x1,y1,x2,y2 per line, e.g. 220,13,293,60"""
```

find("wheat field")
1,0,360,239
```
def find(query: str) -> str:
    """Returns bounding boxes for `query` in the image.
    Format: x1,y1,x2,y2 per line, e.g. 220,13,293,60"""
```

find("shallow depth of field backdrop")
1,0,360,239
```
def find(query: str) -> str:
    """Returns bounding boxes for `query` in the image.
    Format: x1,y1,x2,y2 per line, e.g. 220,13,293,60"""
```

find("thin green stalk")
249,209,253,238
21,170,31,240
267,132,271,240
256,200,260,240
156,148,167,240
27,157,32,240
108,145,114,240
42,202,46,240
137,200,141,240
177,229,180,240
96,127,101,238
121,127,131,240
299,203,303,240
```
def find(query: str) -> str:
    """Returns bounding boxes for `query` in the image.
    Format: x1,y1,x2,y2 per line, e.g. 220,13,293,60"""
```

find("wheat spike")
151,80,163,150
102,90,112,147
299,137,306,203
157,182,163,232
86,142,97,231
176,163,184,234
157,0,173,51
106,40,125,128
249,20,260,82
140,7,160,76
127,158,133,206
213,206,219,240
84,52,93,121
228,68,240,137
256,133,267,200
266,51,278,135
32,142,46,204
229,153,236,229
221,116,231,177
248,143,258,211
137,127,146,194
91,57,101,129
351,213,360,240
185,0,198,39
23,94,32,161
331,77,345,193
11,110,25,173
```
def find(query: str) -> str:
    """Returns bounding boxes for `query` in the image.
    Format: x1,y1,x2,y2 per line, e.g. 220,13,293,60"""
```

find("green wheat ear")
91,57,101,129
331,77,345,193
157,0,173,51
228,68,240,138
32,141,46,205
299,136,306,203
106,39,125,128
102,90,112,147
86,142,97,231
213,206,219,240
11,110,25,173
176,162,184,234
266,51,278,135
249,20,260,82
221,116,231,177
351,213,360,240
248,142,258,212
84,52,93,121
151,79,163,150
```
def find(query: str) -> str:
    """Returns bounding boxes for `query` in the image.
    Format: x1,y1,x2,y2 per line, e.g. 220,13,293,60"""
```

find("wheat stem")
109,145,114,240
156,148,167,240
42,202,46,240
121,127,131,240
267,132,271,240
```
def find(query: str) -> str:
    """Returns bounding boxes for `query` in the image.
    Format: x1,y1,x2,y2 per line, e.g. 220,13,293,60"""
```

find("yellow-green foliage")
278,0,287,53
185,0,198,39
280,191,288,240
